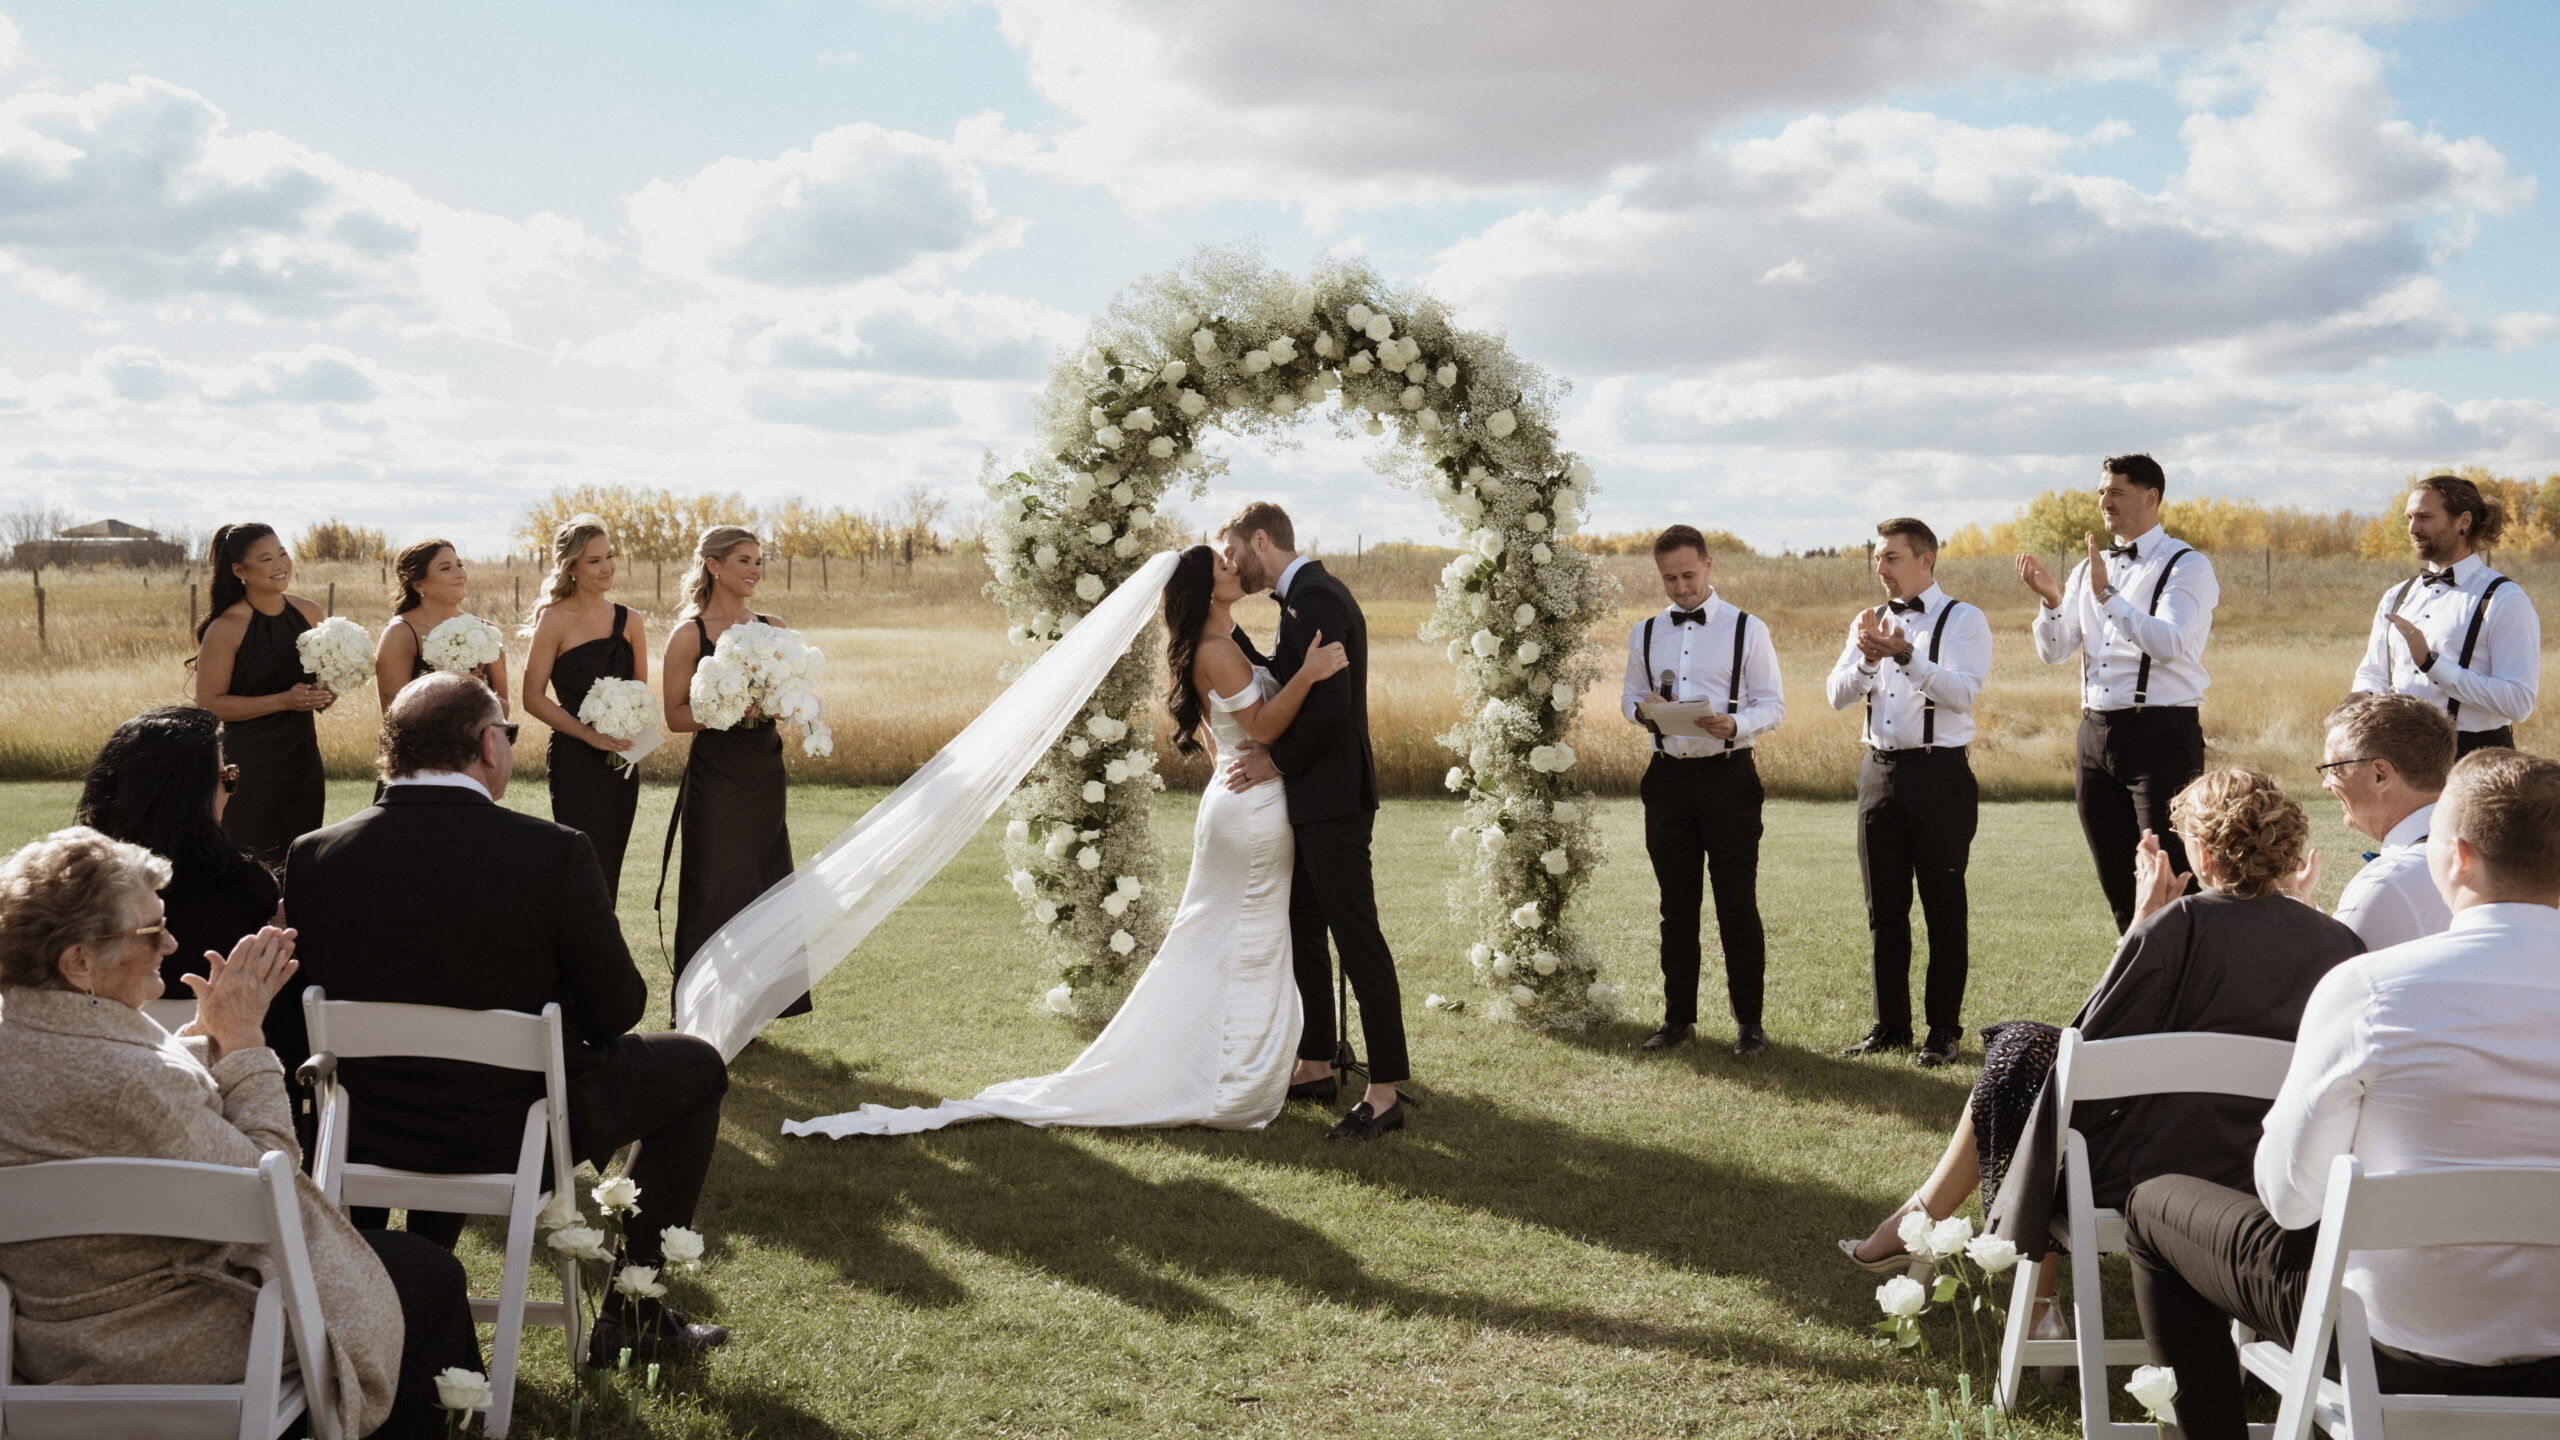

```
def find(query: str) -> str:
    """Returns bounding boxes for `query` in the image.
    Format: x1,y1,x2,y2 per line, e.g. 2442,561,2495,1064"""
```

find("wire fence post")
32,571,45,654
189,582,199,636
326,581,336,617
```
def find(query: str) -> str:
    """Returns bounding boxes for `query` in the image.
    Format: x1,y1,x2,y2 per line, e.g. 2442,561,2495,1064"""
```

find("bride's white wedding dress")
781,670,1303,1137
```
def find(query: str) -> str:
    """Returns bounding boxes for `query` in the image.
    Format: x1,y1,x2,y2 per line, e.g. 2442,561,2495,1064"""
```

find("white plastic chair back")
0,1153,339,1440
2240,1155,2560,1439
1995,1027,2296,1437
301,988,581,1439
139,997,197,1032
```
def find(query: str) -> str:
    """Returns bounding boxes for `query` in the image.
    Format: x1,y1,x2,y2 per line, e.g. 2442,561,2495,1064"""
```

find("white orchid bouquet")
420,614,504,675
1870,1211,2027,1438
985,244,1611,1027
294,615,374,697
576,676,659,772
689,620,833,758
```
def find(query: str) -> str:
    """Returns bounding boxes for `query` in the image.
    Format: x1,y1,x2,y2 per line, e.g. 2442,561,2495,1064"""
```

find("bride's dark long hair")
1162,544,1217,756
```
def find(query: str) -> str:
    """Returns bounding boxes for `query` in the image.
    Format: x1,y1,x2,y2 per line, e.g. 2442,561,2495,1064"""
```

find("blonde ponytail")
678,525,760,620
522,513,612,637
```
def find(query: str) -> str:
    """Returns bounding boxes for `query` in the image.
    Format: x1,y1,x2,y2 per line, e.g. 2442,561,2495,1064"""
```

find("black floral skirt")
1971,1020,2062,1207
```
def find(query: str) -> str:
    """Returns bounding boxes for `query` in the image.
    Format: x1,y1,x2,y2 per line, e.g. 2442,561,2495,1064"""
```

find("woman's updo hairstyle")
2169,767,2309,899
391,538,457,616
678,526,761,620
523,514,611,636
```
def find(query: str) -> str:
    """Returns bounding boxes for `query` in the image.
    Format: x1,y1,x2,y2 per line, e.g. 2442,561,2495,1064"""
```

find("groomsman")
2348,473,2540,756
1622,524,1785,1055
1826,518,1992,1068
2018,454,2221,933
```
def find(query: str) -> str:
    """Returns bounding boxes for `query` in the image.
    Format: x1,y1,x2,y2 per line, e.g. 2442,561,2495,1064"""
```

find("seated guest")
285,671,732,1362
74,706,283,1000
2124,750,2560,1438
1839,770,2363,1328
0,827,476,1440
2301,694,2455,949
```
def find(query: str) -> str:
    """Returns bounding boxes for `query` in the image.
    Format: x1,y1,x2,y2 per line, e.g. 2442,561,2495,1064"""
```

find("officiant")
1621,525,1786,1056
1825,518,1992,1069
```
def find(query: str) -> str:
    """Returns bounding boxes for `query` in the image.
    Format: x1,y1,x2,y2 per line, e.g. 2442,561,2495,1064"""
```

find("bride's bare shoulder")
1192,632,1253,694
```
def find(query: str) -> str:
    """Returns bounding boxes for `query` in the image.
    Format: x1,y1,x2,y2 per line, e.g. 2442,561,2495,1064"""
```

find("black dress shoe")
1326,1098,1405,1140
1641,1023,1693,1051
1286,1075,1339,1104
1732,1024,1769,1056
586,1299,730,1367
1915,1027,1963,1068
1839,1024,1914,1057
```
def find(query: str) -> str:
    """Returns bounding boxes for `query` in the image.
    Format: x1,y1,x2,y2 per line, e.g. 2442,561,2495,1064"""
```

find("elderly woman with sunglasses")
0,827,480,1439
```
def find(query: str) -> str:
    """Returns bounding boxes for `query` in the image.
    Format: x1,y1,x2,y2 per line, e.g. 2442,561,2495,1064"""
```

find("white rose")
1313,331,1339,359
1528,745,1558,773
1066,474,1097,505
1511,901,1542,930
1417,408,1441,434
1077,846,1102,871
2125,1366,2180,1423
1965,1234,2020,1274
1550,682,1573,711
1553,801,1581,823
1444,766,1466,791
1468,943,1493,968
538,1188,582,1232
1102,892,1129,917
1044,827,1073,859
1533,950,1559,975
1094,424,1124,449
1081,348,1105,376
1479,824,1506,852
1116,875,1142,896
1172,308,1198,334
592,1175,640,1215
1346,350,1374,375
1568,459,1593,486
1087,405,1109,429
1087,522,1114,544
1455,492,1485,523
1400,385,1424,411
1926,1215,1975,1259
545,1225,612,1263
1033,544,1059,571
1541,848,1570,876
1268,393,1296,416
1474,529,1505,559
1126,406,1156,431
1192,327,1220,360
1435,361,1458,388
1129,506,1155,529
1148,436,1175,459
1034,898,1059,924
613,1264,667,1300
1082,780,1106,803
1876,1275,1927,1319
1042,982,1075,1014
1587,979,1618,1005
1242,349,1272,375
1067,736,1090,758
659,1226,706,1272
1346,303,1373,328
1486,409,1518,438
1006,625,1029,645
1554,742,1577,769
1531,542,1553,564
1470,628,1501,658
1075,573,1105,602
1404,361,1428,384
1363,415,1384,436
1445,638,1464,664
1524,511,1549,533
1517,641,1543,664
1512,603,1536,628
1110,929,1136,956
1364,314,1394,342
435,1368,493,1414
1114,535,1141,557
1177,389,1207,417
1268,334,1297,361
1158,360,1187,385
1010,870,1037,899
1509,984,1538,1006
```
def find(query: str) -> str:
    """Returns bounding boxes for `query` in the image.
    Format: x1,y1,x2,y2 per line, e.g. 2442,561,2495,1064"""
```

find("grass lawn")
0,781,2367,1438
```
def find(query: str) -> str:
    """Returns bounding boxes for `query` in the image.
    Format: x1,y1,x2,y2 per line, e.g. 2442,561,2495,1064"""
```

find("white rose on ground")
1400,385,1424,410
1077,846,1101,871
1550,682,1573,711
1157,360,1187,385
1517,641,1543,664
1075,573,1105,602
1511,901,1541,929
1177,389,1207,417
1082,781,1106,803
1242,349,1271,375
1034,899,1059,924
1541,848,1570,876
613,1264,667,1300
1876,1275,1927,1318
1094,424,1124,449
1087,522,1114,544
1435,361,1457,387
435,1368,493,1415
1486,409,1518,438
660,1226,706,1272
2125,1366,2179,1424
1042,983,1075,1014
1509,984,1538,1006
1110,929,1136,955
1364,315,1394,342
1470,629,1501,658
1965,1234,2020,1274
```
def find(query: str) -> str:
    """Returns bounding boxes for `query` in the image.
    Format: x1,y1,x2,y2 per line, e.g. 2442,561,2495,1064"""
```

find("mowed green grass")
0,781,2367,1438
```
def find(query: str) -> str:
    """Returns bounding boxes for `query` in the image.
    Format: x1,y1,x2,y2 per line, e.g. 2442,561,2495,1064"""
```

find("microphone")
1659,669,1676,701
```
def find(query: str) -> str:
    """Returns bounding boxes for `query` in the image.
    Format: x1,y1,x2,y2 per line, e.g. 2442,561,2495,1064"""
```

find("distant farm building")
13,518,186,569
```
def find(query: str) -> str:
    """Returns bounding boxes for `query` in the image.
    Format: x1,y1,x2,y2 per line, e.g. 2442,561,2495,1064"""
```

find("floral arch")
982,245,1618,1030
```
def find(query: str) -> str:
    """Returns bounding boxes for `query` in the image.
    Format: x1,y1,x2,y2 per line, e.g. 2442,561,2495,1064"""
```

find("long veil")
673,549,1182,1060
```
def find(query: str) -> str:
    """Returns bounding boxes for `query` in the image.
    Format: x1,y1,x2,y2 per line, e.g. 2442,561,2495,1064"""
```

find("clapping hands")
2129,831,2192,928
1852,607,1903,664
176,925,299,1062
2015,554,2063,608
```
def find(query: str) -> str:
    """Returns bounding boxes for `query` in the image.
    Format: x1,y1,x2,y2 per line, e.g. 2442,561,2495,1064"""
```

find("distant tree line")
1942,467,2560,560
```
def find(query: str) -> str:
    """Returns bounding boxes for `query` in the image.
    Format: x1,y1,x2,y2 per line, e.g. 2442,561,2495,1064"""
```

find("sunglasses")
219,763,240,795
2315,757,2375,778
482,722,521,745
89,924,166,945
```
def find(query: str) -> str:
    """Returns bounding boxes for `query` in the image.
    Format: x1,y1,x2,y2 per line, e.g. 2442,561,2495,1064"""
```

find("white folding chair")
302,989,583,1439
2236,1155,2560,1439
1993,1027,2297,1437
0,1152,340,1440
140,997,197,1032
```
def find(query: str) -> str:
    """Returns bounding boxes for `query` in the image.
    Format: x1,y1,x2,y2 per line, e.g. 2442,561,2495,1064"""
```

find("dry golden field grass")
2,545,2552,798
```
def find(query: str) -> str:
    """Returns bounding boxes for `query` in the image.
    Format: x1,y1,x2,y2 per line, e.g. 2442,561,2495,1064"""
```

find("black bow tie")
1669,608,1707,626
1887,597,1926,616
2421,569,2457,588
2105,542,2138,560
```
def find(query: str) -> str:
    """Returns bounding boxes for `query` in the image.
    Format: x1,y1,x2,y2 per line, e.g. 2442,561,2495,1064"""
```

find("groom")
1220,502,1410,1140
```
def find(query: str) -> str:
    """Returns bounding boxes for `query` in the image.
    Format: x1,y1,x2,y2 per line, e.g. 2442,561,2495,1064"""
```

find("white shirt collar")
2382,801,2436,851
2117,522,2170,555
2447,900,2560,935
1896,583,1950,615
2427,552,2486,585
1663,591,1725,624
1274,554,1311,600
390,770,492,801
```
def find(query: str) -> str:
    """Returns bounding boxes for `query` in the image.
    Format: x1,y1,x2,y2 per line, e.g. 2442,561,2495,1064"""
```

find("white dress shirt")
1620,593,1786,758
2350,553,2540,732
2327,802,2451,952
1824,585,1993,749
1273,554,1312,601
2255,903,2560,1366
387,770,492,800
2030,524,2219,710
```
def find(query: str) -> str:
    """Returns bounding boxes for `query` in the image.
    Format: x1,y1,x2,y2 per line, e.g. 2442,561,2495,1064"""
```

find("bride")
780,544,1346,1137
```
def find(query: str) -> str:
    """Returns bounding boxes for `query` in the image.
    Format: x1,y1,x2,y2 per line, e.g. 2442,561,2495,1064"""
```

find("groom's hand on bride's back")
1223,740,1279,791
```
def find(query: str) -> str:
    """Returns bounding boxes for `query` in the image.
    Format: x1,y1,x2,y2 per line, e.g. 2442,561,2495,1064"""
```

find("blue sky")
0,0,2552,554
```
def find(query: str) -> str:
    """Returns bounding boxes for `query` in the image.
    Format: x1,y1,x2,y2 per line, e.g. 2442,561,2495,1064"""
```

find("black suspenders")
1644,609,1752,755
2444,576,2512,723
2130,547,2188,709
1864,601,1962,749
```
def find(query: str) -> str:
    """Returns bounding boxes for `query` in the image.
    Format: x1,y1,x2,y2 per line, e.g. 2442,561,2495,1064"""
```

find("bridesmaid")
190,522,333,867
374,537,512,713
521,514,650,899
663,524,809,1020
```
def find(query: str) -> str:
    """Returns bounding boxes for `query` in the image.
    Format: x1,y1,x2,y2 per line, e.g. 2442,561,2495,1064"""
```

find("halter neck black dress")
217,603,326,866
669,613,809,1021
547,604,641,899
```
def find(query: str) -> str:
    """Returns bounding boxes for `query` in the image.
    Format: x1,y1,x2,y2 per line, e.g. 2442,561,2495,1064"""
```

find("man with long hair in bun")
519,514,650,898
2350,473,2540,757
189,522,334,866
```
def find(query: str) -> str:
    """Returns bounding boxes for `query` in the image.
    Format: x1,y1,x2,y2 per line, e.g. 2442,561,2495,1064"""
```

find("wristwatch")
1892,645,1915,667
2094,583,2118,605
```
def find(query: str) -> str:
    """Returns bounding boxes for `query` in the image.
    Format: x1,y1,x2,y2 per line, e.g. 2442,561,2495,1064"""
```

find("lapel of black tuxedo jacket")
1274,560,1328,680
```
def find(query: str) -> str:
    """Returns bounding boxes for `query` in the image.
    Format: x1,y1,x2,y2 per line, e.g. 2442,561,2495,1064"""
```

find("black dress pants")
2076,707,2205,933
359,1032,729,1269
2124,1174,2560,1440
358,1229,484,1440
1856,747,1976,1035
1642,750,1766,1028
1289,810,1410,1085
2456,725,2516,757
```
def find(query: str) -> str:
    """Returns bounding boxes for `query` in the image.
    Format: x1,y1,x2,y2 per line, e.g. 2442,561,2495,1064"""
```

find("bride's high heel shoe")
1837,1194,1936,1279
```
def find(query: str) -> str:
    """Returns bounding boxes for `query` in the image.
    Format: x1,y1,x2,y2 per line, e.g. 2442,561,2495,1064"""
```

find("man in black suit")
1220,501,1409,1140
286,672,731,1361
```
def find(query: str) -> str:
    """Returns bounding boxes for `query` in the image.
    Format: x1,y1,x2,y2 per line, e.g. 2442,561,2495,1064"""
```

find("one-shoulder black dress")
670,614,809,1020
218,604,326,867
547,604,641,899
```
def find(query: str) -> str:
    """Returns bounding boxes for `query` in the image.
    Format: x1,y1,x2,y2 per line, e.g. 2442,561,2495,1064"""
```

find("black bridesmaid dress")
218,604,326,867
374,615,498,803
669,614,809,1019
547,604,642,899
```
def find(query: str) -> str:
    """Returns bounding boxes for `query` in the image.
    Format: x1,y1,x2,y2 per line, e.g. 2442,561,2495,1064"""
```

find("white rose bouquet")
575,676,658,772
294,615,373,697
690,620,833,757
419,614,504,675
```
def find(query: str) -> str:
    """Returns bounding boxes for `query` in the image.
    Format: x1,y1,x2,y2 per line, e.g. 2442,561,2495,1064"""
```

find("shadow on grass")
707,1043,1928,1389
1548,1013,1976,1130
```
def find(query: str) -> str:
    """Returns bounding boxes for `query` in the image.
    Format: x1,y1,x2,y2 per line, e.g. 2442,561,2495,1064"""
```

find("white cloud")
984,0,2258,207
5,344,454,421
0,77,599,336
626,123,1007,287
0,15,24,73
741,376,961,433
